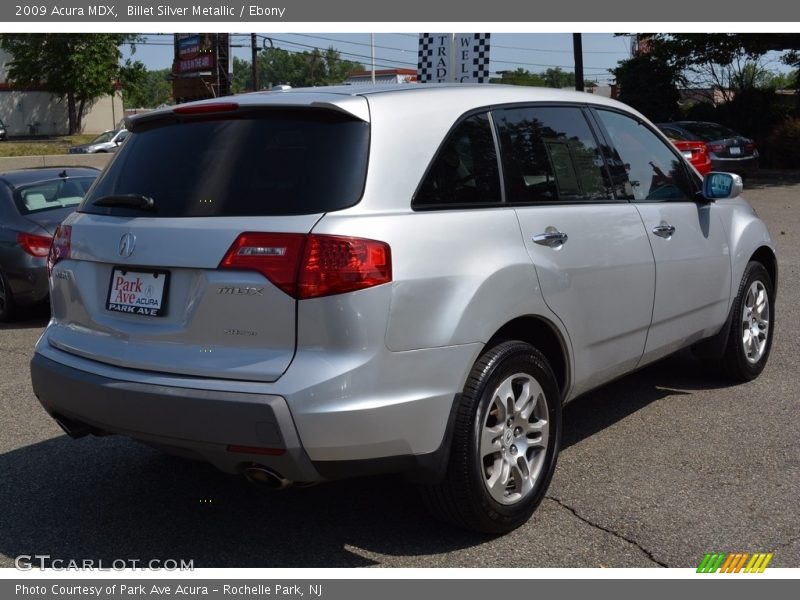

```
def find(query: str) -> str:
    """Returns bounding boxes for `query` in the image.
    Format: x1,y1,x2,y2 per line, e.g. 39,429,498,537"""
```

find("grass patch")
0,134,99,157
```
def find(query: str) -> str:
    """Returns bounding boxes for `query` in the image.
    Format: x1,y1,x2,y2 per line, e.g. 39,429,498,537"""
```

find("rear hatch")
680,122,757,159
708,136,757,159
47,101,370,382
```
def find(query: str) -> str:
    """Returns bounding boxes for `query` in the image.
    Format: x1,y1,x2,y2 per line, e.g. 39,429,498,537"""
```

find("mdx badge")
217,287,264,295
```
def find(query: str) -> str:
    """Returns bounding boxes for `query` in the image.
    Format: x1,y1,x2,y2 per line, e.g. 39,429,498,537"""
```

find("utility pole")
370,33,376,84
251,33,259,91
573,33,584,92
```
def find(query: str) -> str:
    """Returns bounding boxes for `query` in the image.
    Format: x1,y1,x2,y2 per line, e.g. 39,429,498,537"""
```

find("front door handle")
652,223,676,239
533,230,568,248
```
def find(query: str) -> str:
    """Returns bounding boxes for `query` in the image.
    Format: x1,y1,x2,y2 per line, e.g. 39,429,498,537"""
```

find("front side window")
595,110,694,202
494,106,613,203
414,113,501,208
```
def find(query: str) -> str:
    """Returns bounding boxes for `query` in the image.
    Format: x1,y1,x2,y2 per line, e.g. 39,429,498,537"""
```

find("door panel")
515,205,655,397
591,108,732,365
636,202,731,363
494,105,655,398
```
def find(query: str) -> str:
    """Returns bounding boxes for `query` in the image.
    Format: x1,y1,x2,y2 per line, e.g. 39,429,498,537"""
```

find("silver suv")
31,85,777,533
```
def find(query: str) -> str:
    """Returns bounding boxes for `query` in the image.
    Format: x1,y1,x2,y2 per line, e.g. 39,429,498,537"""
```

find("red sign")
177,54,215,74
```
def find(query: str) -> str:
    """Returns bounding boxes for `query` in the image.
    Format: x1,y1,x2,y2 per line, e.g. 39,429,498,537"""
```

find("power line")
258,35,418,67
288,32,415,54
131,34,617,75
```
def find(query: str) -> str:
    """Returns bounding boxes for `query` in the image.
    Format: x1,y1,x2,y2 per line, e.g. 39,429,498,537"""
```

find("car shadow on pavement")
0,351,738,568
560,350,735,451
0,308,49,332
0,434,488,568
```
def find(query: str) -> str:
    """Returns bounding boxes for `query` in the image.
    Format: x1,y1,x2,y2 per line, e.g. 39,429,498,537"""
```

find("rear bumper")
6,260,49,306
30,353,321,482
709,155,759,176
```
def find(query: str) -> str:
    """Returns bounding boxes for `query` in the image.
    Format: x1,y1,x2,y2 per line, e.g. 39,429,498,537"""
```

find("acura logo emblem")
118,233,136,258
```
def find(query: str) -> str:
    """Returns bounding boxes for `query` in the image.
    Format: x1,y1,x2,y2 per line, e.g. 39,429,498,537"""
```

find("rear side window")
414,113,501,208
494,106,613,203
81,110,369,217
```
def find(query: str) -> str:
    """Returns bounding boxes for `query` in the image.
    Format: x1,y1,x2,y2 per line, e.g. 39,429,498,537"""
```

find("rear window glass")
81,110,370,217
679,122,740,141
14,177,96,215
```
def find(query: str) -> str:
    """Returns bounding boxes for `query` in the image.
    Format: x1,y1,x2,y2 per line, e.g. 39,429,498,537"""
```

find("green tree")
640,34,800,73
758,69,798,90
490,68,545,86
231,56,252,93
256,46,363,88
611,54,681,122
543,67,575,88
491,67,594,89
122,67,172,108
0,33,140,134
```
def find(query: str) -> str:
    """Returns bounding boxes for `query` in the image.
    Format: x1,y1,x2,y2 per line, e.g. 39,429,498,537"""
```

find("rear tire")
0,270,16,322
423,341,561,534
720,261,774,381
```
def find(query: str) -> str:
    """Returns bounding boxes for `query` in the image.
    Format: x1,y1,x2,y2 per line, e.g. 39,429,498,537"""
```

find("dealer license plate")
106,268,169,317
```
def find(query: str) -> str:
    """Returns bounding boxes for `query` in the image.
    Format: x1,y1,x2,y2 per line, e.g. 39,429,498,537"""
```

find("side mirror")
703,172,743,201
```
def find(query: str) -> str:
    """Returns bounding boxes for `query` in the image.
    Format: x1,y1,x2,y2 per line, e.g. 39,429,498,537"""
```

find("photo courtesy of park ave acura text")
0,29,798,569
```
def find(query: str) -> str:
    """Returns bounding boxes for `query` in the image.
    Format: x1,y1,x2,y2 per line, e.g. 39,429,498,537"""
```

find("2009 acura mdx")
30,85,777,533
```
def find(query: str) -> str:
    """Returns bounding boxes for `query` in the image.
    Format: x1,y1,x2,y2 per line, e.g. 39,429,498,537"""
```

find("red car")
658,121,758,177
661,135,713,175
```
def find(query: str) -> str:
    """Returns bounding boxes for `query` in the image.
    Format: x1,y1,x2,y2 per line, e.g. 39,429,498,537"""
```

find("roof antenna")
58,169,68,178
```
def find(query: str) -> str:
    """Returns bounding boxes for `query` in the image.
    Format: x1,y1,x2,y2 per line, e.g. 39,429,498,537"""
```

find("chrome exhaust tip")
243,465,292,490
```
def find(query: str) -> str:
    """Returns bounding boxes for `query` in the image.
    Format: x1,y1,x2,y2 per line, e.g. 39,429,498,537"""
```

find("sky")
121,32,637,84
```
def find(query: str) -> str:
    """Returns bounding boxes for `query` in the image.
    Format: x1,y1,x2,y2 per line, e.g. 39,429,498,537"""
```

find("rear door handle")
652,224,676,239
532,230,568,248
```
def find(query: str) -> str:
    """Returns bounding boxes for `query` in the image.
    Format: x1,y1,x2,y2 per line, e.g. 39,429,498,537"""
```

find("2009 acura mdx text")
30,85,777,533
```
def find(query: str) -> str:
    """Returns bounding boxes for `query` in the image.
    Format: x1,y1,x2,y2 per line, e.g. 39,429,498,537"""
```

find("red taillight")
173,102,239,115
47,225,71,274
745,142,756,152
219,232,306,297
17,232,52,258
219,232,392,299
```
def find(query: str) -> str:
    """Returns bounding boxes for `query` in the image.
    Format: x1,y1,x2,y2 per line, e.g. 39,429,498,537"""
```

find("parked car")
68,128,129,154
0,118,7,141
657,121,759,177
658,126,712,175
30,86,777,534
0,167,99,321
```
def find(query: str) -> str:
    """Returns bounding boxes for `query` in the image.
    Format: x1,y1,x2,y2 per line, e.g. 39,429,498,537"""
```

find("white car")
68,128,129,154
31,85,777,533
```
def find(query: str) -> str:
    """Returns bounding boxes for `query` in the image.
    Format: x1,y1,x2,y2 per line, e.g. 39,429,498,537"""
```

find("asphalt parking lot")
1,178,798,569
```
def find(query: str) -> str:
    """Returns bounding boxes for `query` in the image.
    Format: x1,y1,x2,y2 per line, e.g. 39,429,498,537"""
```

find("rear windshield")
81,109,370,217
14,177,96,215
679,122,741,141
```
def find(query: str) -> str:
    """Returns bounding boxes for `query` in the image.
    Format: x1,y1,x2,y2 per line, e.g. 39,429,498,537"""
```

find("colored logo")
697,552,773,573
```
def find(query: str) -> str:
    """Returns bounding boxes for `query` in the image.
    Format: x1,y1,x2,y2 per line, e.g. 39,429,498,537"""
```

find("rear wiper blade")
92,194,156,211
